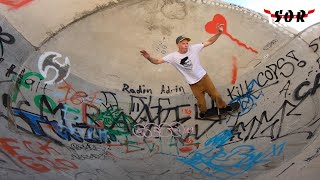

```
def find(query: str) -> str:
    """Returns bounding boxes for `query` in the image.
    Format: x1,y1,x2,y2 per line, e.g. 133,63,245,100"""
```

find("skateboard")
200,102,240,121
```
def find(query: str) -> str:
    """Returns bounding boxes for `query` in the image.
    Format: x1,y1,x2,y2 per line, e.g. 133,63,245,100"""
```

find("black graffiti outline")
309,36,320,53
279,80,291,98
0,25,15,57
226,94,319,146
276,162,295,177
305,146,320,162
263,39,278,50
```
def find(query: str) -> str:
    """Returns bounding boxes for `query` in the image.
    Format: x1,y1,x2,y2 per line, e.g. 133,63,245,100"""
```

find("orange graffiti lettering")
0,138,20,156
0,138,78,173
23,140,44,155
18,156,50,173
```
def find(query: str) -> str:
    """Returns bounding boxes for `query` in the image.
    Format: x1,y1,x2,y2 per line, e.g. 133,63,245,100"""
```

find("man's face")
177,39,189,51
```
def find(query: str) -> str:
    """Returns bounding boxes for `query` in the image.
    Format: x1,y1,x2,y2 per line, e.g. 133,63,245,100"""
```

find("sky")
221,0,320,31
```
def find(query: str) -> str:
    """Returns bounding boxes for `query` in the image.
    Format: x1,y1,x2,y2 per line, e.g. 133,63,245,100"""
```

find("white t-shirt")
162,43,206,84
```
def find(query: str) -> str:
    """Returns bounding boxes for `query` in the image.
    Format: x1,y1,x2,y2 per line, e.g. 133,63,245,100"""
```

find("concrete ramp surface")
0,0,319,179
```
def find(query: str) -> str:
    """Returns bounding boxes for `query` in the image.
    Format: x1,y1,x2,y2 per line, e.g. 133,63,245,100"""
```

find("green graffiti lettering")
34,95,57,114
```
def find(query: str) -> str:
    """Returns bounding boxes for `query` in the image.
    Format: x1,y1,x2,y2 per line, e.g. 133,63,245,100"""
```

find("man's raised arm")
140,50,165,65
202,24,224,48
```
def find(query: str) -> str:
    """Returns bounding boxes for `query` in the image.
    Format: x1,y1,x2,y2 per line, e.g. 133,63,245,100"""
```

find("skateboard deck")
201,102,241,121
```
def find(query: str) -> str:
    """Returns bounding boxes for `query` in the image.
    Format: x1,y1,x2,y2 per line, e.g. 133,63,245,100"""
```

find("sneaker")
222,105,233,112
199,112,206,119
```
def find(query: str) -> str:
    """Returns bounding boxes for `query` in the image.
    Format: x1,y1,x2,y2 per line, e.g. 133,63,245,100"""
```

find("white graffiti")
132,122,194,138
38,51,71,84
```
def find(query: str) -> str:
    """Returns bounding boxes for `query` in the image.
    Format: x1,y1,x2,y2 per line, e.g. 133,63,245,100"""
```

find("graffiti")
7,90,135,144
157,136,200,155
57,84,135,140
231,56,238,85
0,25,15,57
0,138,78,172
5,64,17,77
105,138,159,156
5,64,25,82
8,71,46,103
309,36,320,53
293,73,320,100
228,96,318,145
69,143,99,151
279,80,291,98
263,39,278,50
19,71,46,93
276,162,295,177
227,49,306,114
4,71,181,157
286,50,307,68
205,14,258,53
244,49,304,89
256,58,293,88
122,83,152,94
1,28,319,179
154,38,167,54
176,137,200,153
132,122,194,138
71,151,108,160
228,56,292,99
228,79,264,115
38,52,71,85
181,107,192,116
129,95,191,124
160,85,185,94
305,146,320,162
69,143,108,160
57,81,99,105
0,0,33,10
177,129,286,179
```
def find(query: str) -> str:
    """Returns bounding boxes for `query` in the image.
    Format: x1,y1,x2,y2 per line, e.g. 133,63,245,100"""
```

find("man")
140,24,232,118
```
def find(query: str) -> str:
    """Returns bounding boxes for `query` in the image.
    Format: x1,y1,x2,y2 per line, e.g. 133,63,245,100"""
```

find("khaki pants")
189,74,227,113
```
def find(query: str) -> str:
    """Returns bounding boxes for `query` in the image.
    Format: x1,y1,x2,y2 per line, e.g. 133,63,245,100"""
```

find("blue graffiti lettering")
229,79,264,116
177,129,286,179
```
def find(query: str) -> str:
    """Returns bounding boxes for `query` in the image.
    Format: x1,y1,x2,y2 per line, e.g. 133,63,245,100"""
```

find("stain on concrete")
160,0,187,20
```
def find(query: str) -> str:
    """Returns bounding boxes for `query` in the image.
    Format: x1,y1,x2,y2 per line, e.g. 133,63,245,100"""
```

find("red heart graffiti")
0,0,33,10
205,14,258,54
205,14,227,34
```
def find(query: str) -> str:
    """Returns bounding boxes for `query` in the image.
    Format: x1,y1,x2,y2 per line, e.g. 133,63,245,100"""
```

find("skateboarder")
140,24,233,118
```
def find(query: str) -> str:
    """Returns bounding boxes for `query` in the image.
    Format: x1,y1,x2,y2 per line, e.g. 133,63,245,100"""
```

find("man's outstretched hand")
140,50,150,60
217,24,224,33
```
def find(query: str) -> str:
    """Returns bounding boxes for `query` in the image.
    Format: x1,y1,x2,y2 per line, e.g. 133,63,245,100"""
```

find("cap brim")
179,37,191,43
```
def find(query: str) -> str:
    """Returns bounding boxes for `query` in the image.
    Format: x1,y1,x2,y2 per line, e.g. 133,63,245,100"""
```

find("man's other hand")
140,50,151,60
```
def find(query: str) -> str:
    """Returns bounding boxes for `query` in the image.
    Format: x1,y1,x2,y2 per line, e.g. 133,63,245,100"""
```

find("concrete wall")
0,0,319,179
